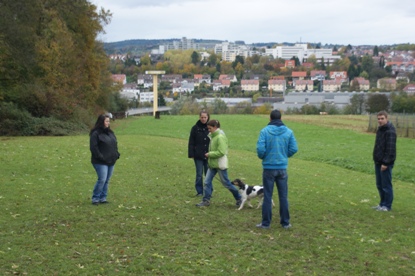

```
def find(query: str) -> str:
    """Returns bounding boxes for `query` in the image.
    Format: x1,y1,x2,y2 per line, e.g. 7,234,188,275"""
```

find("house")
377,78,396,90
161,74,182,84
302,62,314,69
241,79,259,92
219,74,238,83
139,92,154,103
172,80,195,94
310,70,326,80
385,62,415,74
323,80,342,92
137,74,153,86
268,79,286,93
403,84,415,95
120,83,140,100
354,77,370,91
329,71,348,84
396,72,410,83
285,60,295,68
292,71,307,81
111,74,127,85
194,74,211,84
294,80,313,91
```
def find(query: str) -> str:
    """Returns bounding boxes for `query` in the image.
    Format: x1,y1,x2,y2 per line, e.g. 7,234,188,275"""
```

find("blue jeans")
261,169,289,227
92,164,115,203
194,158,208,195
203,168,241,202
375,164,394,210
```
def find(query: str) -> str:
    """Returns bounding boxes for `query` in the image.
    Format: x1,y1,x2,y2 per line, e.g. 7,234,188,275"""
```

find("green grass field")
1,114,414,275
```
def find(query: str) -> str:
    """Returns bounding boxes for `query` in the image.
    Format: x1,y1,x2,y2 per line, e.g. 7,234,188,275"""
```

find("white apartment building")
214,42,251,62
266,44,340,64
157,37,199,54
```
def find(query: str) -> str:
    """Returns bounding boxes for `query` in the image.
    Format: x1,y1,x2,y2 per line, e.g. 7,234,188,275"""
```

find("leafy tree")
232,56,244,69
349,93,365,114
361,55,374,74
373,46,379,56
191,51,200,65
211,98,227,114
366,93,389,113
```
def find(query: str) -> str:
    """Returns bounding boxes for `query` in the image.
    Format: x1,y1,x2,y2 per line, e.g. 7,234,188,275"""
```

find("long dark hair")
90,114,111,135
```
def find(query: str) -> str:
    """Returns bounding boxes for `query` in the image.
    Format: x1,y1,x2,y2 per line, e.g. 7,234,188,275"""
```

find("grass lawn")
1,114,414,275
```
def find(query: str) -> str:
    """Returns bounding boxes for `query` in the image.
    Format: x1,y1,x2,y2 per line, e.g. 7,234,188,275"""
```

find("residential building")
403,84,415,95
111,74,127,85
219,74,238,83
137,74,153,86
310,70,326,81
330,71,348,84
265,44,341,65
158,37,199,54
294,80,313,91
354,77,370,91
377,78,397,90
161,74,182,84
323,80,342,92
120,83,140,100
241,79,259,91
385,62,415,74
285,60,295,68
194,74,211,84
292,71,307,81
268,79,286,93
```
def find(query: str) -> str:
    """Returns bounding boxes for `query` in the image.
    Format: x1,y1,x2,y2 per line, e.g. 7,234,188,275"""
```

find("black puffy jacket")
188,120,209,160
90,128,120,165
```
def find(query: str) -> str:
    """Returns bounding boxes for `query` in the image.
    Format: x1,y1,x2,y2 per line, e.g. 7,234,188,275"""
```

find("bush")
0,102,89,136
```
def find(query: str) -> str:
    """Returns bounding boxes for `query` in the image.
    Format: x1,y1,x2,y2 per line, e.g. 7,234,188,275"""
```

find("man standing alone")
373,111,397,212
256,110,298,229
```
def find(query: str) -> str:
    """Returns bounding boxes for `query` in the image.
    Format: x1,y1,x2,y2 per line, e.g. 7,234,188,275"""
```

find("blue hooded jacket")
256,119,298,169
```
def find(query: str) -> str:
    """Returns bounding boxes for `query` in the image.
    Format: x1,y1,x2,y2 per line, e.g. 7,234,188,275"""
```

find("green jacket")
207,129,228,169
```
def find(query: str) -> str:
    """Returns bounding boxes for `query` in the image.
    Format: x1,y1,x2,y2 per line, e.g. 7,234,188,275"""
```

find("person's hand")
381,165,388,171
205,153,209,158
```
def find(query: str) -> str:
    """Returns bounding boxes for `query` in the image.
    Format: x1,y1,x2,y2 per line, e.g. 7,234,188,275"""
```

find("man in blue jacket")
256,110,298,229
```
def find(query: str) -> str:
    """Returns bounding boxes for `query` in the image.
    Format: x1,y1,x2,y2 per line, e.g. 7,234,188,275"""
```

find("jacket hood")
266,120,288,136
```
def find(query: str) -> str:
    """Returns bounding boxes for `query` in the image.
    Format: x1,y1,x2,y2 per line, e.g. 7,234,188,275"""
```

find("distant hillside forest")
0,0,122,136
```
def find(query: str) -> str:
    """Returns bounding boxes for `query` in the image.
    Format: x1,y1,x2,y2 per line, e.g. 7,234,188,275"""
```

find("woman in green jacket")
196,119,241,207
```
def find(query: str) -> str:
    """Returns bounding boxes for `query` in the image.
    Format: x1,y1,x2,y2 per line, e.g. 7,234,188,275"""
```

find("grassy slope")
0,115,414,275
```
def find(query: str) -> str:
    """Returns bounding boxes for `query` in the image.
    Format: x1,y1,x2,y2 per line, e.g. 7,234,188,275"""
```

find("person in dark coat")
372,111,396,211
188,111,210,196
90,114,120,205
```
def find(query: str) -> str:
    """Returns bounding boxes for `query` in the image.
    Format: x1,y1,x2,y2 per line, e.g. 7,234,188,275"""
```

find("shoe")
282,224,292,229
195,193,203,197
256,223,270,229
196,200,210,207
100,201,109,204
376,206,390,212
92,202,99,206
371,205,381,209
236,199,242,207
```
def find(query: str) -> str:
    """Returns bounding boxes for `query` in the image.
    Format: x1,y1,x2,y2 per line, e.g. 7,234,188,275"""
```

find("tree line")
0,0,116,135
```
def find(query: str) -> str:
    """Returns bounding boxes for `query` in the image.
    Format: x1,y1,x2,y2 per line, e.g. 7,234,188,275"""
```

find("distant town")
107,37,415,114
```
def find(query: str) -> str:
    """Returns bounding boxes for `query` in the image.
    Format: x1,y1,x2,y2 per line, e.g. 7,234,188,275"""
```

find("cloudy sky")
91,0,415,45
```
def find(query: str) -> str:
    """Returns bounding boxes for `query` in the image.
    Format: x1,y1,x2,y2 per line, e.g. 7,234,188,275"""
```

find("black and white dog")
232,179,275,210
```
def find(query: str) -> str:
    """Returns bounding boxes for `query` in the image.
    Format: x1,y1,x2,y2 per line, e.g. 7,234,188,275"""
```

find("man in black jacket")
373,111,396,211
188,111,210,196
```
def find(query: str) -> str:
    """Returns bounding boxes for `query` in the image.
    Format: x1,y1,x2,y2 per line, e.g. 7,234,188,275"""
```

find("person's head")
199,111,209,124
207,119,220,133
94,114,111,129
270,109,282,120
377,111,389,127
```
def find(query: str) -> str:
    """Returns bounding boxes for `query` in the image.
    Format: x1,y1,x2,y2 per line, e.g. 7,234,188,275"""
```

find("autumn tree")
366,93,389,113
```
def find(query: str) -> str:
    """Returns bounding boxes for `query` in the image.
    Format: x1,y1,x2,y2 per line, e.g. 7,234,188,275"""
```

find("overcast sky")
91,0,415,46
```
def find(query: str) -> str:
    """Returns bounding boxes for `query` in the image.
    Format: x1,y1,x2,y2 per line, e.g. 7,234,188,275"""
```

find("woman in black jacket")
90,114,120,205
188,111,210,196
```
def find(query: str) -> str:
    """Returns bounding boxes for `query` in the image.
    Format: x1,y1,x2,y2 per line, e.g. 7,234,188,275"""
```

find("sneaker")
195,193,203,197
371,205,381,209
100,201,109,204
282,224,292,229
377,206,390,212
92,202,99,206
196,200,210,207
256,223,270,229
236,199,242,207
